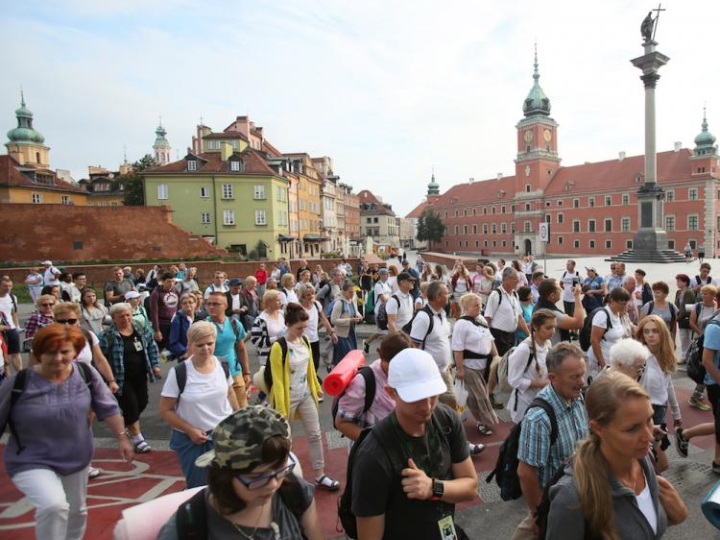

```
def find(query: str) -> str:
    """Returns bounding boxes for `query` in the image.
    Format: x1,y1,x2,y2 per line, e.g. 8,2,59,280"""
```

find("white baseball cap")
42,260,53,266
388,349,446,403
124,291,141,300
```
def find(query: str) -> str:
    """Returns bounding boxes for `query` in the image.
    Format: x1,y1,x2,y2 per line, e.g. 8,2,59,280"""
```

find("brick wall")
0,204,226,264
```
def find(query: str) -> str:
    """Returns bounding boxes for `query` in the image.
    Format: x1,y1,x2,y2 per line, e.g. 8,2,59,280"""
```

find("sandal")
134,440,152,453
477,423,493,436
315,474,340,491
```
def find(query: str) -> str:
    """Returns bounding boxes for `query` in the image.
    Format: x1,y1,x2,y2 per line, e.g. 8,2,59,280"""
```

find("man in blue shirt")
515,342,589,539
205,292,250,408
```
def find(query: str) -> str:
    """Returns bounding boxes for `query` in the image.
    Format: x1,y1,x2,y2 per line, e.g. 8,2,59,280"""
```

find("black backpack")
176,480,310,540
2,363,93,455
687,318,720,385
174,359,230,401
486,398,558,501
578,307,612,352
375,295,400,331
401,305,435,348
331,366,376,428
264,336,311,393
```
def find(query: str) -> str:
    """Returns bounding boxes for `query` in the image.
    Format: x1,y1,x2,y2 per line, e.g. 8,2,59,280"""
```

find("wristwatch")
429,478,444,501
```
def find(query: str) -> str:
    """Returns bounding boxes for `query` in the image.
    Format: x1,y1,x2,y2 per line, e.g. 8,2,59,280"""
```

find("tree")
122,154,158,206
416,209,446,250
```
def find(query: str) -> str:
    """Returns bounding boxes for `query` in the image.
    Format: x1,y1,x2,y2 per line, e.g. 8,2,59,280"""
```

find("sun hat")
388,349,446,403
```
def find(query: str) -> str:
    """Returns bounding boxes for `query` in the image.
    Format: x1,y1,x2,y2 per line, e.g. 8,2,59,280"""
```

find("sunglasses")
234,455,296,490
56,318,78,325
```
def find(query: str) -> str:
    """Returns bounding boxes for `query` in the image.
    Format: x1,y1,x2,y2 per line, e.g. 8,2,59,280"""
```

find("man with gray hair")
514,342,589,539
317,268,344,310
622,274,639,324
485,267,530,357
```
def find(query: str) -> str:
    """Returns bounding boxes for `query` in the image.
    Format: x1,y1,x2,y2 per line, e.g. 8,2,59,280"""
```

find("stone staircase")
608,248,687,263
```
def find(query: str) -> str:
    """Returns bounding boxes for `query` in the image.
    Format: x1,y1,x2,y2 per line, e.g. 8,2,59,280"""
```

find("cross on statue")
641,4,666,42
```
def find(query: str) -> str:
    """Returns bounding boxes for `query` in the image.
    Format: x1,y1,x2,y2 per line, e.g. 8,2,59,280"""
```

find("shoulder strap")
230,318,241,341
359,366,376,414
175,488,209,540
314,300,322,313
529,397,558,445
6,369,32,455
647,301,654,315
392,294,401,307
76,361,93,389
278,337,289,366
175,362,188,397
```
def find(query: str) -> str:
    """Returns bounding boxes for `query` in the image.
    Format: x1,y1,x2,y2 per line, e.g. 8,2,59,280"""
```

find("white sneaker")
88,467,101,479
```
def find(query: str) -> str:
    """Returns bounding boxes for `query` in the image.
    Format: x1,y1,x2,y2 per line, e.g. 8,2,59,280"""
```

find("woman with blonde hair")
250,289,286,369
24,294,56,341
279,273,299,306
450,263,472,319
545,370,688,539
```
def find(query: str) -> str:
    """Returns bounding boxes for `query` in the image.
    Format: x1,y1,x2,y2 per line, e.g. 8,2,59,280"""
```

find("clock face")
524,130,533,142
543,129,552,142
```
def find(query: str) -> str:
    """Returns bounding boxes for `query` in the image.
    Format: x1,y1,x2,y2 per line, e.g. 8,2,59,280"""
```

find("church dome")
7,94,45,144
694,112,716,147
523,49,551,118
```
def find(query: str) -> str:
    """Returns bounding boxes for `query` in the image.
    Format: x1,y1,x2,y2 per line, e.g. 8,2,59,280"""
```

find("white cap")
42,260,53,266
124,291,141,300
388,349,446,403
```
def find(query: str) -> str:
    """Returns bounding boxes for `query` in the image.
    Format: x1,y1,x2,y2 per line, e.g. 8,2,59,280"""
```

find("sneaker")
468,443,486,456
134,440,152,453
712,461,720,474
363,340,370,354
675,428,689,458
689,396,712,411
88,467,102,479
477,423,493,436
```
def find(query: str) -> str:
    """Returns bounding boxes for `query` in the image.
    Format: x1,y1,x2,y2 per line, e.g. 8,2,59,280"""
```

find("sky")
2,0,718,216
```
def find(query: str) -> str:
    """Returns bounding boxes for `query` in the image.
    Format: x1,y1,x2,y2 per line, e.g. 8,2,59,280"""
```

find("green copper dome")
694,110,716,147
523,48,551,118
7,93,45,144
154,123,170,147
427,172,440,196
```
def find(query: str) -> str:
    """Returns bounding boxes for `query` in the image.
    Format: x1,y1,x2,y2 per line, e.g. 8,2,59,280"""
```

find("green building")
143,142,290,258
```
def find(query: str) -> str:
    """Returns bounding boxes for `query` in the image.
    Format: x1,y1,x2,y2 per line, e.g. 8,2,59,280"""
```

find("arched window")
525,184,531,193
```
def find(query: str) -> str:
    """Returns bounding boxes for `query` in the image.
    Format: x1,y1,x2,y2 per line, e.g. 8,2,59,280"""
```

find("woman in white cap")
156,406,322,540
125,291,150,332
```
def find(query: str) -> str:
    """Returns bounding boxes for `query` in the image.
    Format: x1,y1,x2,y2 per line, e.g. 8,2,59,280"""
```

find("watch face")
524,130,533,142
543,129,552,142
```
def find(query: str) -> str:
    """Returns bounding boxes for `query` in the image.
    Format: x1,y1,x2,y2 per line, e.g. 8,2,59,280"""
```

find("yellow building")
2,95,88,205
285,153,323,257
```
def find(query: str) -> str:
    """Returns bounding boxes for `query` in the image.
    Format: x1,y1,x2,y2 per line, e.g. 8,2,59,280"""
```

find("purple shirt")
337,359,395,428
0,364,120,477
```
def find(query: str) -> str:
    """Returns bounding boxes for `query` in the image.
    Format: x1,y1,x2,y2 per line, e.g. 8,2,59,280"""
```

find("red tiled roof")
203,132,248,141
431,175,517,206
406,200,429,219
0,155,85,193
262,140,283,158
357,189,382,205
145,150,277,176
545,149,694,196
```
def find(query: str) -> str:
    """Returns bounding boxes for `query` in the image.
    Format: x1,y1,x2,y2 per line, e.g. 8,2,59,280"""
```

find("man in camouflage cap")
195,406,291,471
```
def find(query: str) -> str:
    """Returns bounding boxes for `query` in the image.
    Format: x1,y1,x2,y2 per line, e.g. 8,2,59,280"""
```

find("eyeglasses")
41,303,55,307
635,364,646,375
56,318,78,325
234,455,296,490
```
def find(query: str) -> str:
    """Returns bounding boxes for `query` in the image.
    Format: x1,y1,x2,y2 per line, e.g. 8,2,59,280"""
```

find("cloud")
1,0,718,216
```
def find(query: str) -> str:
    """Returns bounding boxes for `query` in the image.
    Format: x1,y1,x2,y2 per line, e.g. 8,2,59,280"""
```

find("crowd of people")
0,253,718,539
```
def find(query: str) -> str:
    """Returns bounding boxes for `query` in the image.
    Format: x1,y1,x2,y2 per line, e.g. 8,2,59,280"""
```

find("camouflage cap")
195,406,291,470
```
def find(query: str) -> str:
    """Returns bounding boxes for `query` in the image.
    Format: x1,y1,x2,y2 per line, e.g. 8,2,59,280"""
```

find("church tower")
5,91,50,168
427,170,441,203
514,48,561,195
691,108,718,175
153,121,171,166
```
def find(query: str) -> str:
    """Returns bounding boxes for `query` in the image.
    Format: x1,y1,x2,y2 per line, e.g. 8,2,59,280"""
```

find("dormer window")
188,160,197,171
230,161,240,172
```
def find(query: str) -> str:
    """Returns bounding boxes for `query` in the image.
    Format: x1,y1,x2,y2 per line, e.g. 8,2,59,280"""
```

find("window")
622,193,630,205
557,200,563,206
501,205,506,214
492,240,497,247
188,160,197,171
501,222,507,233
157,184,168,200
73,241,83,250
230,161,240,172
689,188,698,201
454,225,459,235
545,214,551,223
621,217,630,232
473,207,477,215
626,240,633,249
589,240,596,249
492,206,496,214
482,207,487,215
200,187,209,198
605,196,612,206
688,214,699,231
690,239,697,249
475,240,479,248
525,184,531,192
525,203,531,211
31,193,42,204
61,195,70,204
546,201,551,207
201,212,211,224
557,213,564,224
255,210,267,225
524,221,531,233
588,219,596,233
666,215,675,231
573,220,580,233
511,222,516,233
463,225,468,234
502,240,507,247
666,189,675,202
574,239,580,249
492,223,497,234
558,236,564,245
223,210,235,225
604,219,612,232
254,185,265,199
573,198,579,208
588,197,595,207
473,224,477,234
668,240,675,250
483,224,488,234
605,240,612,249
222,184,234,199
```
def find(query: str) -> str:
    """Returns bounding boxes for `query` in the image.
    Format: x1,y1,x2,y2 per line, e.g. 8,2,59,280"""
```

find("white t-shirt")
0,294,16,329
451,316,494,370
204,283,228,299
288,340,310,403
280,288,298,306
485,288,522,333
410,306,451,372
635,474,658,535
641,352,679,419
587,308,630,378
506,339,550,423
385,290,414,330
453,277,469,295
161,358,233,432
560,270,580,303
76,330,99,365
374,280,392,315
230,293,241,312
303,302,321,343
387,276,398,294
44,267,60,287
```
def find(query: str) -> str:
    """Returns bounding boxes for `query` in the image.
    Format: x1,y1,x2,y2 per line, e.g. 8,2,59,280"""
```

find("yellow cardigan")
268,337,322,419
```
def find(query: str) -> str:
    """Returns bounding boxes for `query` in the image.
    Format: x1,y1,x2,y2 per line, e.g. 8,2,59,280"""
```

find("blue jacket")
168,310,193,359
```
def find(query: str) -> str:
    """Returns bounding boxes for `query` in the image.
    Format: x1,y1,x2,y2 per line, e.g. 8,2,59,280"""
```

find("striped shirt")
518,383,589,488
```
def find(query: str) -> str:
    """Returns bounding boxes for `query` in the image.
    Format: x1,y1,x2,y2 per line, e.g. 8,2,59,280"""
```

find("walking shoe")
468,443,486,456
134,439,152,453
88,467,101,479
363,340,370,354
675,428,689,458
712,461,720,474
477,423,493,436
688,396,712,411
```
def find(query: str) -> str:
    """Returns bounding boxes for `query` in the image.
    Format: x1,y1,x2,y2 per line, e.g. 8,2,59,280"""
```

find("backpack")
174,359,230,402
176,480,310,540
401,305,435,348
696,275,712,287
486,397,558,501
375,295,400,331
496,342,535,395
645,301,677,323
686,318,720,385
331,366,376,428
2,363,93,455
263,335,311,393
578,307,612,352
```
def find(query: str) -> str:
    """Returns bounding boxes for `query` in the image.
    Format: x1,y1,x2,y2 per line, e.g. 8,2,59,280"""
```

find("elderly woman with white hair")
605,338,649,382
159,321,240,488
99,302,161,454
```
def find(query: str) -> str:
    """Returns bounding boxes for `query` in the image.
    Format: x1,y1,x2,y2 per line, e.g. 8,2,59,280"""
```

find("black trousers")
561,301,576,342
118,370,149,426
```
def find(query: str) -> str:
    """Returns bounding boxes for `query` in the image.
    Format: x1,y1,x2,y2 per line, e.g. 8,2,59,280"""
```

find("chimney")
220,142,233,161
674,141,682,152
497,173,503,180
618,151,626,161
469,177,474,184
